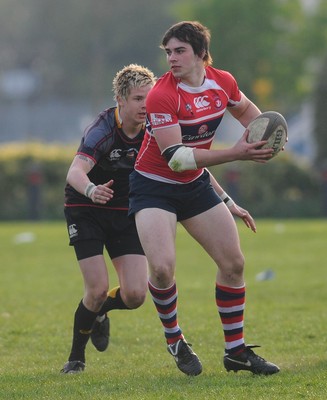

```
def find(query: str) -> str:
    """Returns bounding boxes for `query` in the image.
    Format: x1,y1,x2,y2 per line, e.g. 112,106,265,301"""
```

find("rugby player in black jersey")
61,64,156,374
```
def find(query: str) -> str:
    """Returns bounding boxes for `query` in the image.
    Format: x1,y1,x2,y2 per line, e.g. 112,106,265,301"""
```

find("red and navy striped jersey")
135,66,242,184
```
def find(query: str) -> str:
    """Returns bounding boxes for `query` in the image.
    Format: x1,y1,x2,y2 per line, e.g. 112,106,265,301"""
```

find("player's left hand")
229,203,256,233
91,180,114,204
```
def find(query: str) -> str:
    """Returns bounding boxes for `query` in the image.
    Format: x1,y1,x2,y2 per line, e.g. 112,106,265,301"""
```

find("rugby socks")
216,283,246,355
68,300,97,363
97,286,129,316
148,281,184,344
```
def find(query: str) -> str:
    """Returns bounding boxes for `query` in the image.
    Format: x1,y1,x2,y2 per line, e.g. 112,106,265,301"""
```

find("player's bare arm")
194,135,273,168
156,122,273,172
154,125,183,153
67,155,114,204
228,93,261,128
207,169,256,232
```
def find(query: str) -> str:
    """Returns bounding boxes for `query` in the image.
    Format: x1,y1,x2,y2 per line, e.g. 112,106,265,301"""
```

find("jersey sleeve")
77,111,115,163
146,75,180,130
224,70,242,107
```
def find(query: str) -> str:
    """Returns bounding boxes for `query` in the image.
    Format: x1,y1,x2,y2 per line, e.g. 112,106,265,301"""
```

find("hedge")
0,142,324,220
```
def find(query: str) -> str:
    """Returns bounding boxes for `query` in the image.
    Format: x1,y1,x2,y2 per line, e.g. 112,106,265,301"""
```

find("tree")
172,0,327,114
1,0,327,117
312,0,327,167
313,54,327,167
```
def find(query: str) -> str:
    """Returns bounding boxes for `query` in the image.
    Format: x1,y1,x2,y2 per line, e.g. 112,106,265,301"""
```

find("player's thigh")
135,208,177,269
112,254,148,295
79,254,109,291
181,203,242,264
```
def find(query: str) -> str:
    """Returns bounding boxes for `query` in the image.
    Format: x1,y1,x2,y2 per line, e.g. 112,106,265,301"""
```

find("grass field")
0,219,326,399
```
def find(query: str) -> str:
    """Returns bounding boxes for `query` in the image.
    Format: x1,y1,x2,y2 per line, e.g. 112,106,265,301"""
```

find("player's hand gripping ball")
247,111,288,158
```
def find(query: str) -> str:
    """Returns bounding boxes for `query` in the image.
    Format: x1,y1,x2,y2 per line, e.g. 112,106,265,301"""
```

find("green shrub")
0,142,74,220
0,142,324,220
209,153,323,218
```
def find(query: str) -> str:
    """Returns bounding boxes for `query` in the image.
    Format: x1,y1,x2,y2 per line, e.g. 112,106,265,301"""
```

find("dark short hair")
161,21,213,66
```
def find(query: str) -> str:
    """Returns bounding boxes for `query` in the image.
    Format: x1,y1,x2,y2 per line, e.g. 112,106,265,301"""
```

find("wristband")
84,182,96,198
220,191,235,208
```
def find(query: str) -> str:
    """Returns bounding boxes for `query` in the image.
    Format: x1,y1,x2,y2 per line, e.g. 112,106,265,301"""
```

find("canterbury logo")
68,224,78,238
194,96,210,109
109,149,121,160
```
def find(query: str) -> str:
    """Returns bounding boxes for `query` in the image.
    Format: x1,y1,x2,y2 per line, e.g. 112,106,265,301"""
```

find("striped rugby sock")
216,283,246,355
148,281,184,344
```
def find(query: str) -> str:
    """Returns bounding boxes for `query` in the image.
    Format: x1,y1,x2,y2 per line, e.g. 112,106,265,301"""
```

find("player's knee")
123,289,147,309
98,289,109,303
220,252,245,279
149,258,175,287
87,287,109,309
232,253,245,276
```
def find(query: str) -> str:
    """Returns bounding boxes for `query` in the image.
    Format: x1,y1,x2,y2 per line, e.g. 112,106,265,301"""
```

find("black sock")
68,300,97,363
98,287,129,315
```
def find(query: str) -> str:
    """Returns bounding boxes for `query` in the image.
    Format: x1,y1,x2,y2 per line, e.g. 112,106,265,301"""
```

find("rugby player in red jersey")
129,21,279,376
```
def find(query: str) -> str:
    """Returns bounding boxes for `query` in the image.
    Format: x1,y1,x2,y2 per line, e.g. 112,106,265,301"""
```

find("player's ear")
200,49,206,60
116,95,125,107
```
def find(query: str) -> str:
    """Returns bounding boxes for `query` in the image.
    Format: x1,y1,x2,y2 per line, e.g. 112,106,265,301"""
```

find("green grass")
0,220,326,399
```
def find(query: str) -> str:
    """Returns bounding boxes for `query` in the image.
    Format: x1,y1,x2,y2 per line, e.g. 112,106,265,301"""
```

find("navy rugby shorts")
64,206,144,260
128,169,222,221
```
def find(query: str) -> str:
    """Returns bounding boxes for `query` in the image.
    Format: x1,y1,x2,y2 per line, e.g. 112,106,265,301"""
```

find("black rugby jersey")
64,107,145,210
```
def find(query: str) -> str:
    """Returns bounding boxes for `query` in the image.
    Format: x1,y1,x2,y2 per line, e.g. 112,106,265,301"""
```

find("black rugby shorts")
64,206,144,260
129,169,222,221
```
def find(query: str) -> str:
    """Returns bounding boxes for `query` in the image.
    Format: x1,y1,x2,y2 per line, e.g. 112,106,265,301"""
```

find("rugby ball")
247,111,288,157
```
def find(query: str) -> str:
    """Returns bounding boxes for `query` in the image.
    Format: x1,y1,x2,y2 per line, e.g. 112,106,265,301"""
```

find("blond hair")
112,64,156,101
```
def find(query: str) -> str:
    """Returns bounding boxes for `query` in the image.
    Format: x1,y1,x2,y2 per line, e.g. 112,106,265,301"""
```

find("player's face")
164,37,203,84
119,84,152,126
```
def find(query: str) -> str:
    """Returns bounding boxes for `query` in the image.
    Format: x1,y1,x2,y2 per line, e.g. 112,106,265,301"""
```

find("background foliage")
173,0,327,114
0,143,73,220
1,1,327,217
1,0,327,113
209,155,323,218
0,142,323,221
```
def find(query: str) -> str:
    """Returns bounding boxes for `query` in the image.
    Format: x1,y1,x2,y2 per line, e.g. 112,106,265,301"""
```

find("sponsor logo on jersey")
183,128,216,142
68,224,78,238
109,148,138,161
198,124,209,135
126,148,138,159
150,113,173,126
194,96,210,111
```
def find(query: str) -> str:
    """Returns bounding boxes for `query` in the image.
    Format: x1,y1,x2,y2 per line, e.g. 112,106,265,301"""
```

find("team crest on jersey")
150,113,172,126
213,95,223,109
126,148,138,158
185,103,193,114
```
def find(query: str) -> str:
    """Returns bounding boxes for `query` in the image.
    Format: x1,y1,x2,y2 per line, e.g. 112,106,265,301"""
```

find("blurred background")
1,0,327,220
